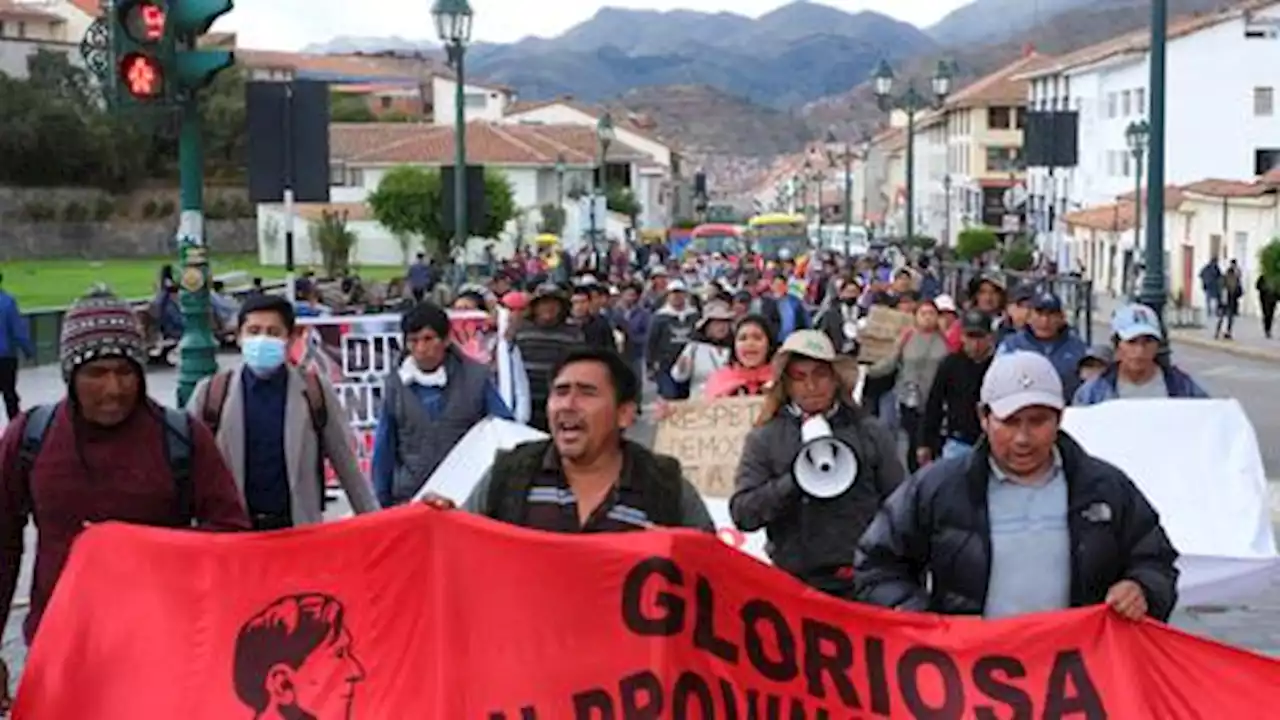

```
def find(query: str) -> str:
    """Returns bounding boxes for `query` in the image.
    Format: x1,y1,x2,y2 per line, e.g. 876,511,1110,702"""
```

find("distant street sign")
1003,184,1028,212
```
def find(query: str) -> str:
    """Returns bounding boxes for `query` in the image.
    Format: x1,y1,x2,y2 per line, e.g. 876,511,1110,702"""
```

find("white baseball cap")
980,351,1065,419
934,294,957,313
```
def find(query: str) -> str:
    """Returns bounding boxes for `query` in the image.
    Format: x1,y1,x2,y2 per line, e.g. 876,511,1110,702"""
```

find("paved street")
1,341,1278,683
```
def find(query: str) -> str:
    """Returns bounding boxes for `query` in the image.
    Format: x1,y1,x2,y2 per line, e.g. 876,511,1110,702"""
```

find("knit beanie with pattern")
59,286,148,381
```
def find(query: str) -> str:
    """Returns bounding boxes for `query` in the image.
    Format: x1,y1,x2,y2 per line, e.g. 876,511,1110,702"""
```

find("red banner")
16,508,1280,719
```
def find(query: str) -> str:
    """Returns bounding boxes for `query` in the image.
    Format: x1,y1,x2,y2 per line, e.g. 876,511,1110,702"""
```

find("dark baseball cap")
1032,292,1063,313
1009,284,1036,304
961,309,994,334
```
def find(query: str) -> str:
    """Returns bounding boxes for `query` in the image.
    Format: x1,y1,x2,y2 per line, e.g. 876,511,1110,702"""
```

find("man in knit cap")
0,287,248,700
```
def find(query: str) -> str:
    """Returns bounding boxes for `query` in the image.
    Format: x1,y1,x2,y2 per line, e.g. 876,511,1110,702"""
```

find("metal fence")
18,281,288,368
938,263,1096,345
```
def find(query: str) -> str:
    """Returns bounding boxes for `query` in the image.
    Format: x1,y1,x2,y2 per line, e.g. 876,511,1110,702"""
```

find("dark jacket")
853,433,1179,621
920,350,991,452
612,305,653,360
1073,362,1208,405
730,404,905,583
463,439,714,531
998,326,1087,400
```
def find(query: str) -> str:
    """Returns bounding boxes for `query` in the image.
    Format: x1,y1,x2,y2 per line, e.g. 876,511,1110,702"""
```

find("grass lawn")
1,255,406,309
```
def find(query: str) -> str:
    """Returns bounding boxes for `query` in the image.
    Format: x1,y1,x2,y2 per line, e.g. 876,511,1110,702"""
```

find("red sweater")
0,401,249,644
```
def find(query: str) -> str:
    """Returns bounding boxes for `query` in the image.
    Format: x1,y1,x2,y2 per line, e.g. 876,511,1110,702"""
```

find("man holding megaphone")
730,330,906,597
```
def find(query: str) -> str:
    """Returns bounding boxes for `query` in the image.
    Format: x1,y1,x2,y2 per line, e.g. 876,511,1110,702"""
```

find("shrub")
93,196,115,221
22,201,57,222
142,199,160,219
61,200,89,222
158,198,176,217
956,227,999,261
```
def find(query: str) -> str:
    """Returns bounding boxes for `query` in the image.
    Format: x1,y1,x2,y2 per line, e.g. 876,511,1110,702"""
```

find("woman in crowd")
866,298,950,473
935,294,962,352
669,300,735,396
703,315,778,399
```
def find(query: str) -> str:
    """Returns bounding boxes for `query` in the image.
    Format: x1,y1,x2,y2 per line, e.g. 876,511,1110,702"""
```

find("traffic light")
113,0,169,103
170,0,235,95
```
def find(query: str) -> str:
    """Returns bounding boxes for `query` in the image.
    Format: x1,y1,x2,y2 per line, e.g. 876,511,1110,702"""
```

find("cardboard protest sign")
19,509,1280,718
857,305,913,364
652,396,765,497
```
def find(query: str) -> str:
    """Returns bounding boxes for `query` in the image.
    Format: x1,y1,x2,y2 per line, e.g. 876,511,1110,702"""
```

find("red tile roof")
1182,178,1277,198
946,52,1052,109
331,122,650,167
1065,186,1187,231
505,96,665,144
66,0,101,17
0,1,65,21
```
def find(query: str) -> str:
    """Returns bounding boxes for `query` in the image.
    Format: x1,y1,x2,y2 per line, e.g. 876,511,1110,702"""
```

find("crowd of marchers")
0,244,1215,708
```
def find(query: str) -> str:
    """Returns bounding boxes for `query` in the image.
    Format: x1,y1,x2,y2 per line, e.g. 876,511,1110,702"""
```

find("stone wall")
0,220,259,261
0,185,258,260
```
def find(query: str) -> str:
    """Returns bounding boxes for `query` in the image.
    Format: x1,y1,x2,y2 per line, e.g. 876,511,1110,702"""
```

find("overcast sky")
215,0,970,51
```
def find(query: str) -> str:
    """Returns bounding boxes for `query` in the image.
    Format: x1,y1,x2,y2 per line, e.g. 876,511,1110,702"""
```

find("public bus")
686,223,744,258
746,213,810,260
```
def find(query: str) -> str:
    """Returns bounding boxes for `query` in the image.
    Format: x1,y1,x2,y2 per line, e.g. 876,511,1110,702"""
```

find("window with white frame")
1134,88,1146,115
1255,87,1274,116
464,92,487,109
1121,90,1131,116
1107,93,1118,118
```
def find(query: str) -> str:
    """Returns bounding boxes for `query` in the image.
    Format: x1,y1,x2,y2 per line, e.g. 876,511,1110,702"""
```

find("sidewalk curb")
1090,319,1280,364
1166,332,1280,364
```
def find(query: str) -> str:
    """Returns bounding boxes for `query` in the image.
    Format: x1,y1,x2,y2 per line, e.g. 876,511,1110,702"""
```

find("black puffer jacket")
853,432,1179,620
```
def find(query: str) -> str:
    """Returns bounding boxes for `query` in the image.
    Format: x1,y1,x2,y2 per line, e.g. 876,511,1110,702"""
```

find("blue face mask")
242,335,287,374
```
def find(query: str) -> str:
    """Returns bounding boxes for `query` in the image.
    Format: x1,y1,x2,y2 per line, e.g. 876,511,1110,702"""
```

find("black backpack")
17,403,195,526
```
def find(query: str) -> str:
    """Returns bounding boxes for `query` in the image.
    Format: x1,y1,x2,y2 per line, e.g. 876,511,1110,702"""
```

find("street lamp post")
432,0,474,256
1143,0,1169,328
873,59,953,243
555,152,566,209
592,112,615,254
826,130,860,254
943,173,953,247
1126,119,1150,298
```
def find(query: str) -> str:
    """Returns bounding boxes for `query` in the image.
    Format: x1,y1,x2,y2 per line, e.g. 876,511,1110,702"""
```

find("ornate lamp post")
1125,119,1150,295
590,112,615,253
555,151,566,209
826,130,865,251
432,0,474,253
873,59,953,242
1142,0,1169,331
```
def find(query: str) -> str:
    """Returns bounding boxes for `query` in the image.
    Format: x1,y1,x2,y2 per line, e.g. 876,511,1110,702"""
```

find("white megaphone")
793,415,859,499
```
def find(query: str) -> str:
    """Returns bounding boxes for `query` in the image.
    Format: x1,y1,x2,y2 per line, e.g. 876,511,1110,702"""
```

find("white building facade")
430,76,512,124
1021,0,1280,267
501,100,678,229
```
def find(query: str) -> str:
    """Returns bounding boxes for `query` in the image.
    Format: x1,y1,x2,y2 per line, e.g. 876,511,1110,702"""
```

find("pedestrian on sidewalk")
0,272,35,422
1256,274,1277,339
1214,260,1244,340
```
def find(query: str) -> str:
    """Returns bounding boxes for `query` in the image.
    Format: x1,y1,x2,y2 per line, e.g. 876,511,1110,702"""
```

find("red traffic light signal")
119,52,164,99
121,1,167,43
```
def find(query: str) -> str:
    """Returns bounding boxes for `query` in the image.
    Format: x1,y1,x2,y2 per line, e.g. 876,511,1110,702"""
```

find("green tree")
331,92,376,122
311,210,359,278
1259,238,1280,293
1001,238,1036,271
367,166,444,258
605,184,641,223
366,165,517,260
538,203,566,234
956,227,999,262
480,169,517,239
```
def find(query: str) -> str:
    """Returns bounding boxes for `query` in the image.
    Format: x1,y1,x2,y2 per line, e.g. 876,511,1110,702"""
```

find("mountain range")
303,0,1237,156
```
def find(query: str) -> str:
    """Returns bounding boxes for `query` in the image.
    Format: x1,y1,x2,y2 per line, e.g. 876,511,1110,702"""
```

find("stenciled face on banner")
232,594,365,720
287,312,497,484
